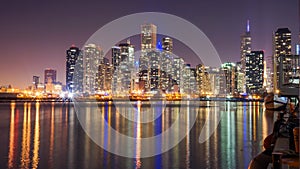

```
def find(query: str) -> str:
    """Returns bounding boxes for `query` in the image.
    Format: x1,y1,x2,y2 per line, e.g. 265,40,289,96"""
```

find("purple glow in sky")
0,0,298,88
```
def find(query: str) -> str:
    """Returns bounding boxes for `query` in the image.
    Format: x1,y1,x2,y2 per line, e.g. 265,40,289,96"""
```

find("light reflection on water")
0,101,274,169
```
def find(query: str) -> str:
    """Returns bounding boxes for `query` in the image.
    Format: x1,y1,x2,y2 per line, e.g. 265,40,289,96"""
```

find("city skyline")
0,0,298,88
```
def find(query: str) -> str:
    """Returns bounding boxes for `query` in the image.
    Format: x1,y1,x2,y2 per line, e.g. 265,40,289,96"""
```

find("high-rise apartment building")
139,24,157,91
66,46,80,93
245,51,264,94
273,28,292,92
160,37,173,92
182,64,197,95
111,46,121,92
148,50,161,91
119,42,135,93
172,58,184,92
196,64,211,96
208,67,221,96
235,62,245,94
98,57,112,91
83,44,103,94
112,46,121,71
112,41,135,94
220,63,236,96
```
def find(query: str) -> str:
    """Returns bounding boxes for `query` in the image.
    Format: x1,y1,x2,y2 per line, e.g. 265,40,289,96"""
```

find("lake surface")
0,100,275,169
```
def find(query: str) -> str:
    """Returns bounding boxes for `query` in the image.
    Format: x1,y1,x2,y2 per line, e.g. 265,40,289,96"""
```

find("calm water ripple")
0,101,274,169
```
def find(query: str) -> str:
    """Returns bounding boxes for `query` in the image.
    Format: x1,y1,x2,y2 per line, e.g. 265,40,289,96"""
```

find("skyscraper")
207,67,221,96
196,64,211,96
245,51,264,94
98,57,112,91
141,24,157,50
139,23,157,91
111,41,135,94
240,20,252,71
161,37,173,92
148,50,161,91
111,46,121,92
73,51,84,94
182,64,197,95
66,46,80,93
172,57,184,92
273,28,292,92
235,61,245,94
112,46,121,71
32,76,40,90
240,20,251,94
44,69,57,85
83,44,103,94
119,40,135,69
220,63,236,96
118,41,135,93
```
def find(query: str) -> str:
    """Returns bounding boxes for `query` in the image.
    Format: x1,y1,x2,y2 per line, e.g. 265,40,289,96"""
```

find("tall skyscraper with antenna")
240,20,251,93
240,20,252,72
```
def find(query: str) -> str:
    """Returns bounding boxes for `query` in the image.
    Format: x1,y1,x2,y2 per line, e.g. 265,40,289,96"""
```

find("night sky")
0,0,298,89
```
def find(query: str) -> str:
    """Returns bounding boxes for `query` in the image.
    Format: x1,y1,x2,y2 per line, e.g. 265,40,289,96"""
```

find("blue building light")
157,41,162,51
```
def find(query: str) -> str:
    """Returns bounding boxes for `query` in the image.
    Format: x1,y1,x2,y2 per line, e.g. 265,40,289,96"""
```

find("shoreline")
0,97,264,103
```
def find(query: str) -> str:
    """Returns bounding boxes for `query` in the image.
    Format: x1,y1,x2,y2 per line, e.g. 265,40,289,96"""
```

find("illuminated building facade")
83,44,103,94
73,51,84,93
245,51,264,94
98,57,112,91
220,63,236,96
240,20,251,94
190,68,197,94
278,55,300,89
160,37,173,92
235,62,245,94
273,28,292,92
148,50,161,91
196,64,211,96
172,58,184,92
66,46,80,93
111,46,121,92
112,41,135,94
112,46,121,72
32,76,40,90
240,20,252,71
119,42,135,93
139,23,157,91
44,69,57,85
182,64,197,95
208,67,221,96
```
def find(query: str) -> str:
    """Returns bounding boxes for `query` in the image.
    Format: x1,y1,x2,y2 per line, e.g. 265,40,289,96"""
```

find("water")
0,101,275,169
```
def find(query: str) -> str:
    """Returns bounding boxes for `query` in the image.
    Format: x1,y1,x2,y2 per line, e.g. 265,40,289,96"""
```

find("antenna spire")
247,19,250,33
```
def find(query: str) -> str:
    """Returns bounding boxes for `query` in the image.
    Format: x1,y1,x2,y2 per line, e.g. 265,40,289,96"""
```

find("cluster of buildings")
65,24,202,97
27,22,299,98
30,69,63,96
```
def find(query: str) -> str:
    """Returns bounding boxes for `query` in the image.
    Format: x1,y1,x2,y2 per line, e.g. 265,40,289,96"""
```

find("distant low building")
44,69,57,85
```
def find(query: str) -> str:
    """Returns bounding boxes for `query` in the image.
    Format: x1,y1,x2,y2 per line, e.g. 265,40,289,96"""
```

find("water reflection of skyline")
4,101,274,169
